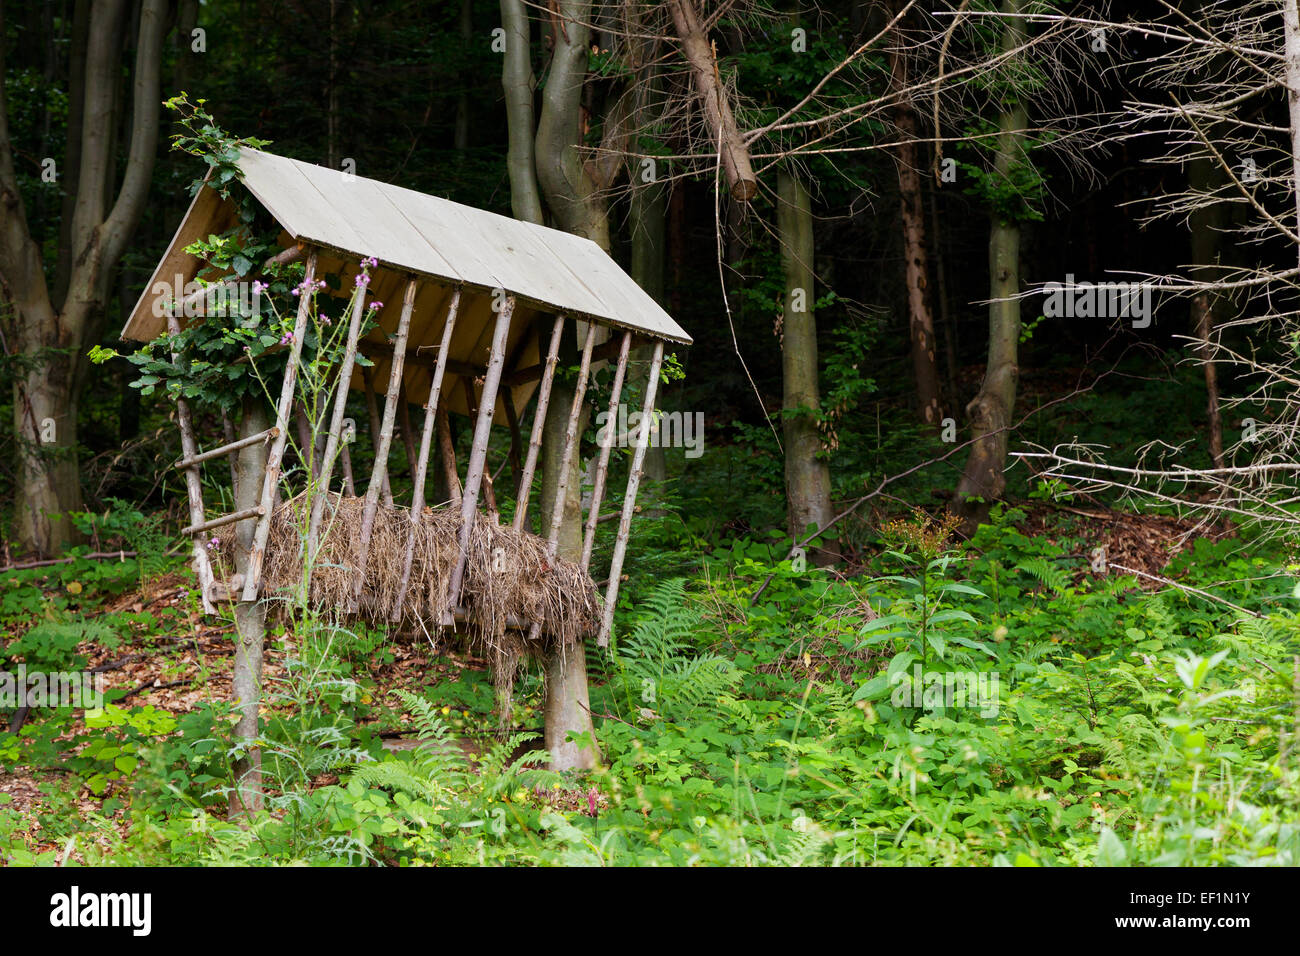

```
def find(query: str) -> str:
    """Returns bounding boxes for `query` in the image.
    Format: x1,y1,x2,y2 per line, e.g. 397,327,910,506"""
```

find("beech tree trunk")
0,0,166,557
500,0,543,224
777,169,836,564
534,0,608,247
954,3,1027,531
525,0,607,770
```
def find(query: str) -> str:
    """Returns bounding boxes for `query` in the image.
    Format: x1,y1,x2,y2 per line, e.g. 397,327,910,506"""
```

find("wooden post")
580,330,632,571
544,322,598,555
240,250,318,603
351,278,420,605
437,407,463,505
513,315,565,533
444,295,515,614
392,288,461,619
361,366,394,508
597,340,664,646
166,312,218,614
308,269,371,560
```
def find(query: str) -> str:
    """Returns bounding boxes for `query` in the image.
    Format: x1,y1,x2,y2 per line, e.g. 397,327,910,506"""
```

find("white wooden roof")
121,147,690,346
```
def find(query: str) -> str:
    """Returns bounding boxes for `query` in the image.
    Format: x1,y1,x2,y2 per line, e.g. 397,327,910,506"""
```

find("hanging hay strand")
227,492,600,709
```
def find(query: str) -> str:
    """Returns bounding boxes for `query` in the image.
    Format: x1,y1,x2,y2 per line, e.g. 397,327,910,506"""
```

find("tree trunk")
891,15,944,426
230,398,270,817
500,0,543,224
0,0,165,557
630,180,668,483
534,0,608,246
666,0,757,201
953,4,1027,531
1188,150,1228,470
777,169,837,563
540,327,598,770
528,0,610,769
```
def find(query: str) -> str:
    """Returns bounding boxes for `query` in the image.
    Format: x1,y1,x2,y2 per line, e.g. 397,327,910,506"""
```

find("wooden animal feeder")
120,148,691,658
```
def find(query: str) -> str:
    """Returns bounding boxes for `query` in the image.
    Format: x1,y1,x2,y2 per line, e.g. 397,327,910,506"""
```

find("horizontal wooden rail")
182,505,265,536
174,427,279,470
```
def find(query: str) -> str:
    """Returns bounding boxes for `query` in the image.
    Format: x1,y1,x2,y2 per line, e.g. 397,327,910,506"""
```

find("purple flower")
207,537,220,550
362,256,378,269
252,280,268,295
280,331,294,346
355,273,370,288
368,300,383,312
320,314,331,326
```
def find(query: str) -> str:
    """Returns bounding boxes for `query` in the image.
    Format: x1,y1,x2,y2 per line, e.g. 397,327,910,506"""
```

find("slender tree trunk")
230,398,269,817
630,180,668,483
501,0,543,224
455,0,473,152
891,10,943,425
954,4,1027,530
777,169,836,563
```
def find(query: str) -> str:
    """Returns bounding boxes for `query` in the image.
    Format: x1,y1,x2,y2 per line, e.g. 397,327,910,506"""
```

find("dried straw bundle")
234,492,599,706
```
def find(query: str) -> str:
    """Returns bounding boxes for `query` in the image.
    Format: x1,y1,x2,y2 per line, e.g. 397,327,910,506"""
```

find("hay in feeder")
222,492,600,712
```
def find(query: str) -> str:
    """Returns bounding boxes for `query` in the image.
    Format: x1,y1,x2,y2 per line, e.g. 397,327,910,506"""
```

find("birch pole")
166,311,217,614
351,278,419,605
240,250,317,603
445,295,515,611
392,288,461,618
513,315,565,532
598,340,664,647
308,278,370,558
580,330,632,570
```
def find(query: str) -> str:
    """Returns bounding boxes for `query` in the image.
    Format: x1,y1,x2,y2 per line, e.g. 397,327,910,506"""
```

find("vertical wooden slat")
308,273,370,559
580,330,632,571
392,288,461,619
166,312,218,615
444,295,515,614
544,321,598,556
512,316,565,532
361,366,394,508
351,278,420,605
241,250,318,602
597,340,664,646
